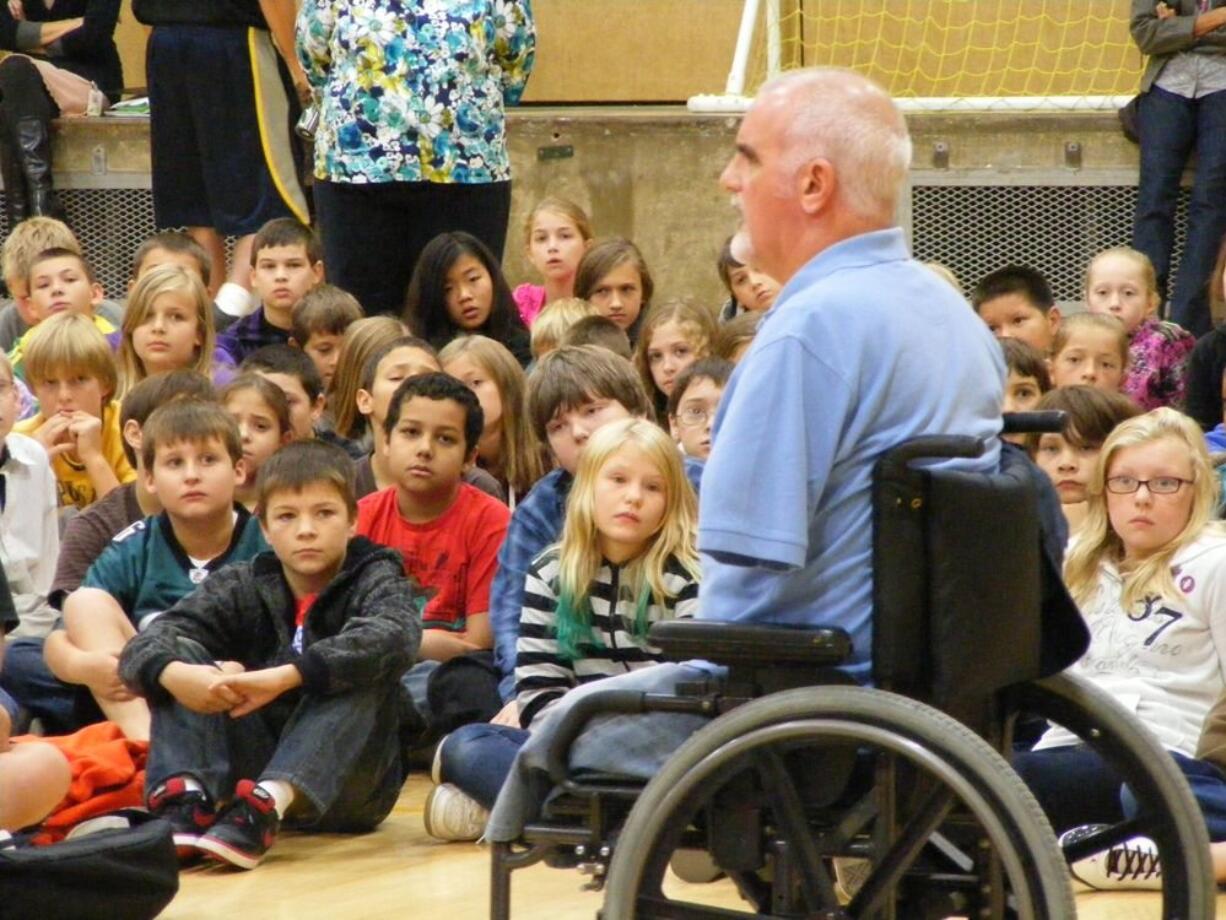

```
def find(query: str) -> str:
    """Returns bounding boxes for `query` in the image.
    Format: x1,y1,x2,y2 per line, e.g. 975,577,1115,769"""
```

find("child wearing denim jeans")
119,440,422,869
424,419,699,841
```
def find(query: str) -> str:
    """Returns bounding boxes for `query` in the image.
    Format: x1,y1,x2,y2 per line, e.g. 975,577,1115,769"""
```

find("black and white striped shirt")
514,547,699,726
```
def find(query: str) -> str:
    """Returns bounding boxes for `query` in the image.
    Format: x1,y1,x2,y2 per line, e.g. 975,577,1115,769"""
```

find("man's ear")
311,261,325,285
463,445,479,473
668,416,681,442
142,466,158,497
797,158,836,216
310,393,325,424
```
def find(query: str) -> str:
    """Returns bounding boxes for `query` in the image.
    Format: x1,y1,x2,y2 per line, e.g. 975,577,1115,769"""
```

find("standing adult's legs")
316,179,513,317
314,180,417,316
446,180,512,264
1169,89,1226,336
1133,87,1197,317
0,57,59,223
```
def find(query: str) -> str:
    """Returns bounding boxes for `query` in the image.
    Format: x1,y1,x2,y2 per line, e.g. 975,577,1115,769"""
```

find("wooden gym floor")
162,774,1222,919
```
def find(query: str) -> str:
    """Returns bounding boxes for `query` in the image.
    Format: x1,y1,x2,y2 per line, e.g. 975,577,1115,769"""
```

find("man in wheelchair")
480,68,1218,919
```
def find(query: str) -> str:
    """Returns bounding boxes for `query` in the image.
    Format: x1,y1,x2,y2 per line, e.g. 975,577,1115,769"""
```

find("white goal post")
687,0,1134,115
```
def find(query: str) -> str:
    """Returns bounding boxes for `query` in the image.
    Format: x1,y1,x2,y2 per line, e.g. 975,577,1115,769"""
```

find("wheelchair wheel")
1016,673,1216,920
602,685,1073,920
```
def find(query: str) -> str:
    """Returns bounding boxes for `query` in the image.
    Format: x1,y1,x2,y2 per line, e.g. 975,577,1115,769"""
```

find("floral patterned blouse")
1124,317,1196,411
296,0,535,185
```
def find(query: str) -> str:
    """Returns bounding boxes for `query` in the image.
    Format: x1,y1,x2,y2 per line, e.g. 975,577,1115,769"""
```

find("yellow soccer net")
692,0,1146,112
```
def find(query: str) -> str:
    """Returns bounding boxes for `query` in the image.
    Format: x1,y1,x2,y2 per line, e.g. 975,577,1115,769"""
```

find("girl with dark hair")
403,232,531,366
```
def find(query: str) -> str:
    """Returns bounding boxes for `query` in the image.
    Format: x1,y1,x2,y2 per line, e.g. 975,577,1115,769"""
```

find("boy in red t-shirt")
356,373,509,664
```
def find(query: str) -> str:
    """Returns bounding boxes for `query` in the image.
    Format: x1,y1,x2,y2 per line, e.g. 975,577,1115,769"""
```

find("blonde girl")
117,265,220,397
1048,313,1130,393
634,299,718,413
440,335,547,504
574,238,655,343
1083,246,1194,411
424,419,699,840
328,315,409,442
1014,409,1226,888
221,374,292,511
514,198,594,328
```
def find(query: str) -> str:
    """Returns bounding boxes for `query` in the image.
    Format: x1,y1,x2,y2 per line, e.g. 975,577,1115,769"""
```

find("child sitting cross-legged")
424,418,699,841
356,373,510,731
0,372,217,737
44,400,268,741
1013,409,1226,890
120,440,423,869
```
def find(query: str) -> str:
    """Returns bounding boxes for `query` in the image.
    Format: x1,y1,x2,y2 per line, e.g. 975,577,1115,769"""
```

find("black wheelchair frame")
489,415,1216,919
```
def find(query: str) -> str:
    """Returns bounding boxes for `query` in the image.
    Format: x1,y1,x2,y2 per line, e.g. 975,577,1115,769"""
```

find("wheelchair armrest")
649,619,852,668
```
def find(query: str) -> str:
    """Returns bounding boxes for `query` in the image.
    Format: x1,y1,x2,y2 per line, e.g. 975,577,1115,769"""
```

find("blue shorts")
146,24,309,235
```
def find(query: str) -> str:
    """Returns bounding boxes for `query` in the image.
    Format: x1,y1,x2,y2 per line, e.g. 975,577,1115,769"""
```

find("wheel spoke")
849,783,955,916
754,747,841,911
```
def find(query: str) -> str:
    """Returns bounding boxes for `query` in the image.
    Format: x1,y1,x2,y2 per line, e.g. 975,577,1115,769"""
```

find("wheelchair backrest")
871,437,1047,727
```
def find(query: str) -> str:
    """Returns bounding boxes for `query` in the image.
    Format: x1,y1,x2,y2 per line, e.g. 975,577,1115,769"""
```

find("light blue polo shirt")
697,228,1005,682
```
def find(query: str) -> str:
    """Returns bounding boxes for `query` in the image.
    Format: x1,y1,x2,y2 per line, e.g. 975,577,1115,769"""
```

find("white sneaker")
1059,824,1163,891
430,739,446,785
423,783,488,842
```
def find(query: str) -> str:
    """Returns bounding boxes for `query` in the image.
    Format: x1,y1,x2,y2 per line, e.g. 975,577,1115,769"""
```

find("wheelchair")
489,418,1216,919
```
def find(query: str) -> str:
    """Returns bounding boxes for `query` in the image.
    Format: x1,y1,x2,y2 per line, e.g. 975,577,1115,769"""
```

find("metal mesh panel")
910,184,1191,303
0,188,237,298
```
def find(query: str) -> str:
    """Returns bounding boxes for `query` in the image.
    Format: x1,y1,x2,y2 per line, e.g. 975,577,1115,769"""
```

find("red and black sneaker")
147,776,216,861
194,780,281,870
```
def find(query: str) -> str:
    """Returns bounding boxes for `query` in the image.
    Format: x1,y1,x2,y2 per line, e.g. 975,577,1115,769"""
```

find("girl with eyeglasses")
1014,407,1226,890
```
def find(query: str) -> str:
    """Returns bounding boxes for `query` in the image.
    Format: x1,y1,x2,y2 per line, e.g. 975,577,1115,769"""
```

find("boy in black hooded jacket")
119,440,422,869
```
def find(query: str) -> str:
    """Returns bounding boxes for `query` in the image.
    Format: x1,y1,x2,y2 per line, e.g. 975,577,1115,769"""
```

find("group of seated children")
0,199,759,868
8,199,1226,896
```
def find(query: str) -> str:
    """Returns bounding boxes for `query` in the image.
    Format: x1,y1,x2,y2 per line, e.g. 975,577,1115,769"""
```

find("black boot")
16,117,64,220
0,138,27,229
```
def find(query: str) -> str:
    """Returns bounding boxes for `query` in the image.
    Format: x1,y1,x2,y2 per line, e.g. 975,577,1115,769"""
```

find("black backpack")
0,811,179,919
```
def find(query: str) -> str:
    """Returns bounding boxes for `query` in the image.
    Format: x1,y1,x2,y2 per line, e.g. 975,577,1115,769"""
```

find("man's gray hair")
762,68,912,221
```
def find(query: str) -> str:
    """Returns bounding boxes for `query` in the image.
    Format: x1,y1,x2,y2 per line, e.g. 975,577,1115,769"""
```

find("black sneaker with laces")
194,780,281,870
147,776,216,860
